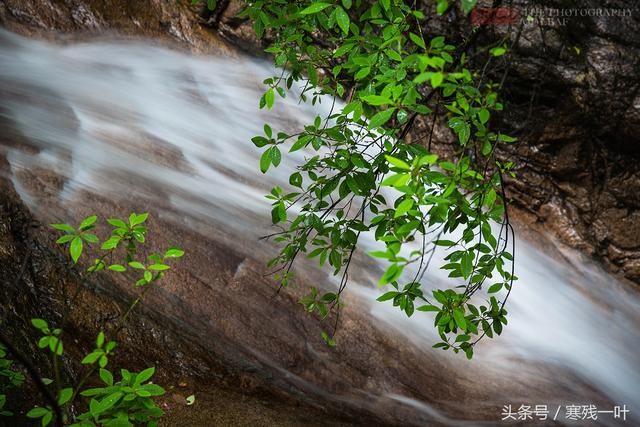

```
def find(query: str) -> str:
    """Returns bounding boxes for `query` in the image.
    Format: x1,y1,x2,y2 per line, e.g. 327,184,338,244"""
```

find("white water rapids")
0,30,638,426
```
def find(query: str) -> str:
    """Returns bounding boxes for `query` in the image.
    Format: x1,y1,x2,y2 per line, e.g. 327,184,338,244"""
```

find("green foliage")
73,367,164,427
0,344,25,417
2,213,182,425
243,0,517,357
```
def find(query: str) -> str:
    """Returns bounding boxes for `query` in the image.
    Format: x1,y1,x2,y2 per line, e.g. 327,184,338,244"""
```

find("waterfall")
1,29,637,426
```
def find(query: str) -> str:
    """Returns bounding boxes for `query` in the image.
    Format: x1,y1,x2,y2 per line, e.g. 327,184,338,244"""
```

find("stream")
1,29,638,426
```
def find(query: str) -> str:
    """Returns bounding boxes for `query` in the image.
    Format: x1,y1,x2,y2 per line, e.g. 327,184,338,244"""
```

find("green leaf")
135,367,155,385
42,411,52,426
96,331,105,348
493,320,503,335
164,247,185,258
265,88,275,109
270,146,282,167
436,0,449,15
478,108,490,124
101,236,121,250
107,218,127,229
96,392,123,414
289,172,303,188
58,388,73,405
81,351,102,365
82,233,99,244
129,212,148,226
448,118,471,145
107,264,126,272
376,291,399,302
461,0,477,15
461,251,473,278
409,33,425,49
260,148,272,173
361,95,392,106
384,155,410,170
142,384,166,396
490,46,506,57
50,223,75,233
31,318,48,331
394,198,414,218
56,235,75,244
320,331,336,347
99,368,113,386
49,337,63,356
128,261,145,270
417,305,440,312
463,346,474,360
498,134,517,143
369,108,395,128
70,237,83,263
79,215,97,231
453,308,467,330
26,407,49,418
335,6,350,35
251,136,269,148
430,72,444,88
487,283,502,293
300,2,332,15
355,66,370,80
148,264,170,271
186,394,196,406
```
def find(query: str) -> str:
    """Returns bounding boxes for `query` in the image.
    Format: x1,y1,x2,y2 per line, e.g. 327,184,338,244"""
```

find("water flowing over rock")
1,28,639,425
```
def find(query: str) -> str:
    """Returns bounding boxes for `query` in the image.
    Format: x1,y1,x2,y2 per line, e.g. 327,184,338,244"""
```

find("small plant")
1,213,184,426
0,344,25,416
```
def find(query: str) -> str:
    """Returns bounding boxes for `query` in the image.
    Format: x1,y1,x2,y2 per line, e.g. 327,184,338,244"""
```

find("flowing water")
1,30,639,426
